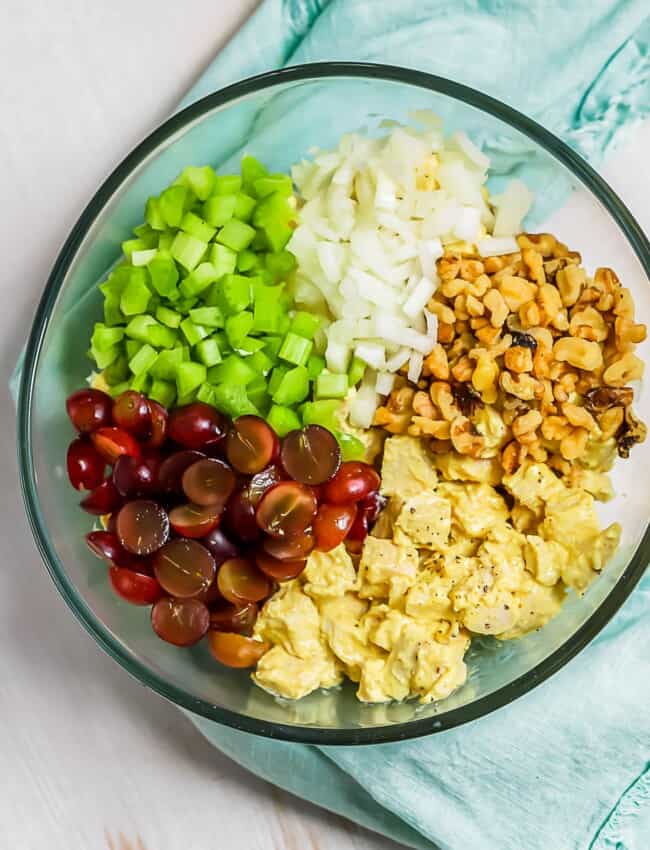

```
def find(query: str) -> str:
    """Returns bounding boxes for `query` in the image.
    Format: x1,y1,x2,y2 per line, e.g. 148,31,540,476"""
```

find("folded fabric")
13,2,650,848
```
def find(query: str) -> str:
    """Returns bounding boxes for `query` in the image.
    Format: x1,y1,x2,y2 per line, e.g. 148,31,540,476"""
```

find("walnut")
449,416,485,457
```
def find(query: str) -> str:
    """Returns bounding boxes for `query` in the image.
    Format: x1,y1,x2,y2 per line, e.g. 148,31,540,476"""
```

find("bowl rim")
18,61,650,745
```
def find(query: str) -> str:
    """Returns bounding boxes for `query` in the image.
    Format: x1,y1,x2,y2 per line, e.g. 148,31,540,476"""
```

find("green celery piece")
174,296,198,312
181,211,216,243
180,317,209,346
149,379,176,408
208,353,257,386
235,337,265,355
176,388,198,406
159,185,189,227
189,306,224,328
225,311,254,348
91,322,124,353
147,324,178,350
100,265,131,298
129,372,151,394
212,332,231,356
176,361,207,397
262,336,283,362
217,274,252,315
246,349,274,376
268,364,289,396
301,399,342,432
107,380,130,398
216,219,256,252
90,343,120,370
157,231,175,251
290,311,321,339
196,382,216,405
120,268,151,316
177,166,216,201
133,223,155,239
253,192,295,252
272,365,310,406
251,231,268,252
171,231,207,271
267,404,302,437
241,155,269,192
131,248,158,268
203,194,237,227
315,371,349,399
125,314,158,343
213,174,242,195
253,285,287,333
209,243,237,277
247,376,270,414
151,348,185,381
265,250,297,281
278,332,313,367
212,384,258,419
179,262,219,297
307,353,326,380
236,249,261,273
128,343,157,376
103,354,129,386
233,192,256,222
336,431,366,462
145,196,166,230
125,339,143,360
155,305,182,328
121,236,156,259
195,337,222,367
253,174,293,199
348,355,366,387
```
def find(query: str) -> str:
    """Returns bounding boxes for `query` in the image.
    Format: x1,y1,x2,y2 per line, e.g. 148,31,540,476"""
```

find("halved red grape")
359,490,387,525
109,566,162,605
198,576,224,606
151,597,210,646
153,538,216,598
225,416,279,475
263,532,315,561
112,454,159,499
208,632,268,668
182,458,236,507
313,503,357,552
255,550,306,581
80,479,122,515
112,390,151,437
116,499,170,555
67,438,106,490
248,464,284,507
85,530,147,569
322,461,381,504
66,388,113,433
256,481,317,539
168,402,226,450
169,502,222,538
224,488,261,543
143,401,168,449
280,425,341,485
201,527,239,566
158,450,206,495
209,601,257,635
217,558,271,604
347,511,369,542
91,426,141,464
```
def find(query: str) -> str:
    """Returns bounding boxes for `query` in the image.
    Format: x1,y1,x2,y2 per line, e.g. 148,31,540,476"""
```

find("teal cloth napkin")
14,3,650,849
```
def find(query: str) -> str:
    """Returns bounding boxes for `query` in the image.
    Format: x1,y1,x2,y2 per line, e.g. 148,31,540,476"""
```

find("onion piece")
408,351,424,383
386,347,411,372
477,236,520,256
492,180,534,237
375,372,396,395
403,277,436,319
355,341,386,371
349,371,379,429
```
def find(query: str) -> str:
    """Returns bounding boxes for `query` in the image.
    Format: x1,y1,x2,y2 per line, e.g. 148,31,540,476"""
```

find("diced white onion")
418,238,443,278
408,351,424,383
349,372,379,429
453,206,481,242
453,131,490,171
386,347,411,371
492,180,534,237
375,316,434,354
424,309,438,340
355,341,386,370
403,277,436,319
375,371,396,395
325,339,350,373
477,236,520,256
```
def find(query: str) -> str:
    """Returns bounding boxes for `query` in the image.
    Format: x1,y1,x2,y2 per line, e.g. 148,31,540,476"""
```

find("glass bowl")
18,63,650,744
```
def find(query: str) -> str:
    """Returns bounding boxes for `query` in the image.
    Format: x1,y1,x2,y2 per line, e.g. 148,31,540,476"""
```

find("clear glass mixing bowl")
18,63,650,744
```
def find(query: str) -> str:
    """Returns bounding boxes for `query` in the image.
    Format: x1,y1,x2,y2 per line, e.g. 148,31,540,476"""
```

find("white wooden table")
1,2,648,848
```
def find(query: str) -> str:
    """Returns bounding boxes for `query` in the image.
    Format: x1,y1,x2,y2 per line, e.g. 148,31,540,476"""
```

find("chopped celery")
217,274,252,314
151,348,184,381
100,267,131,298
121,236,156,259
208,353,257,386
267,404,302,437
103,293,124,327
129,343,157,376
212,384,258,419
125,314,158,343
170,231,207,271
337,431,366,462
179,262,218,297
157,231,175,251
149,379,176,408
196,382,216,405
176,388,198,406
253,192,295,252
278,332,313,366
315,371,349,399
236,249,261,272
233,192,256,222
235,336,265,355
241,155,268,191
247,349,274,376
209,243,237,277
120,268,151,316
91,323,124,353
301,399,341,432
107,380,130,398
348,355,366,387
265,250,297,281
216,219,256,252
129,372,151,394
253,174,293,198
145,197,166,230
131,248,158,267
271,365,310,406
252,285,287,333
148,252,179,298
181,211,216,243
225,311,254,348
180,318,209,346
155,305,182,328
176,361,207,397
203,194,237,227
147,324,178,350
90,343,120,370
177,166,216,201
125,339,143,360
195,337,222,367
133,223,155,239
103,354,129,386
268,365,289,395
290,311,321,339
247,377,270,414
213,174,242,195
189,306,224,328
174,296,198,313
307,353,326,380
263,335,283,361
159,185,189,228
